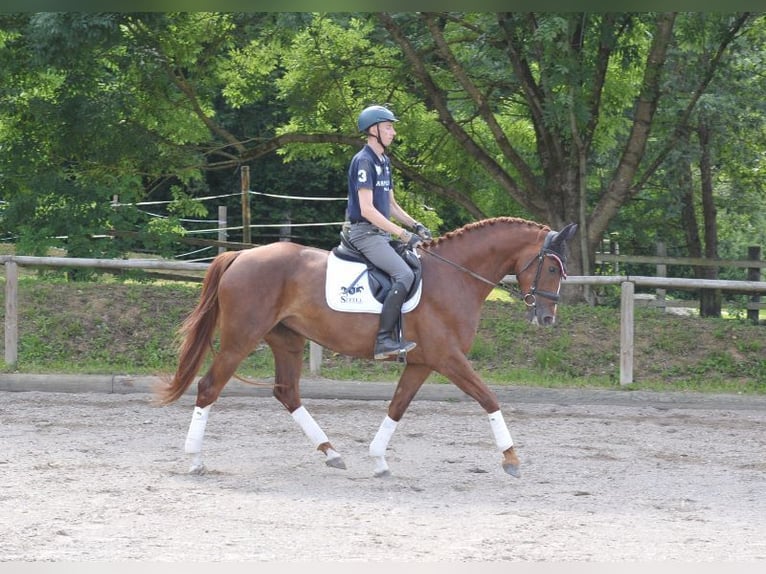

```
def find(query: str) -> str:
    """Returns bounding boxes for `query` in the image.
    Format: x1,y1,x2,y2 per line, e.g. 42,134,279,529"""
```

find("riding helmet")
357,105,398,133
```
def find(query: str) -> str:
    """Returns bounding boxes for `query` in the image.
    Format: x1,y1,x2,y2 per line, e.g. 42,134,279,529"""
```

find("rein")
419,247,498,288
419,233,566,309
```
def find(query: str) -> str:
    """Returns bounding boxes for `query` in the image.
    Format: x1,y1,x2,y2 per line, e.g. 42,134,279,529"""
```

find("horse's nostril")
542,315,555,326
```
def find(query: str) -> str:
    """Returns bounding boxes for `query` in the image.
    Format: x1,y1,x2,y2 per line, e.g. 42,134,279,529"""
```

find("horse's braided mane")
430,216,549,246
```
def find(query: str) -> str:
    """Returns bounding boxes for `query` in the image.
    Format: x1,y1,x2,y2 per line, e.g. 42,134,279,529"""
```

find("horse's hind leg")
266,324,345,470
185,344,252,474
369,363,432,477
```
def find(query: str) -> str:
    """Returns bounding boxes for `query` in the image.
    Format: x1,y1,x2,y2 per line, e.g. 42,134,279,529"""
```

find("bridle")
515,232,568,308
419,230,567,311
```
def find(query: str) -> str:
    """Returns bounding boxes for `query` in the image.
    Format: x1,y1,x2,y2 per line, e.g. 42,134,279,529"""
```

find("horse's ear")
560,222,578,241
550,223,578,250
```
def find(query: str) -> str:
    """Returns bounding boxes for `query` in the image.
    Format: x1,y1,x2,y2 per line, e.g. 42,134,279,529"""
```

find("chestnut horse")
156,217,577,478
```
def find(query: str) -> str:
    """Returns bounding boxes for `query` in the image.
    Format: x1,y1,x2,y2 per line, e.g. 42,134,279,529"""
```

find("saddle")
324,230,423,314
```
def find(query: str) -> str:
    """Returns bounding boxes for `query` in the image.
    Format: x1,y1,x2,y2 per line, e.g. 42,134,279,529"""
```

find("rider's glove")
400,230,423,250
413,222,433,241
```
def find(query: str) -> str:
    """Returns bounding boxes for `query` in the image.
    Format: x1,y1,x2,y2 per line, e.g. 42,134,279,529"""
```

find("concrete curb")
1,372,765,411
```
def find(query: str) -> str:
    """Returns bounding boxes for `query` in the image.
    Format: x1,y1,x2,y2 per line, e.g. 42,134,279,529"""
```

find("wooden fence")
595,243,764,323
2,255,765,387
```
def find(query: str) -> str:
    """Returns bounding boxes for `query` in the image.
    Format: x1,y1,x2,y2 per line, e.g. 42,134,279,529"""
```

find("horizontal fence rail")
0,255,210,272
595,253,766,269
2,255,765,386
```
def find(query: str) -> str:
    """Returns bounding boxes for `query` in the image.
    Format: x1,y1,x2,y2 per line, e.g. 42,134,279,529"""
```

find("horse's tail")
154,250,242,406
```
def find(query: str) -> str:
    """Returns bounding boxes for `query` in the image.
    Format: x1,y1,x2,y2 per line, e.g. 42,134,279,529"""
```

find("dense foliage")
1,12,764,286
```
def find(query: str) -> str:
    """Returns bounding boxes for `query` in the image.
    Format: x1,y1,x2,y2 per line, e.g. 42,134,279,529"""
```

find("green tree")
0,13,345,258
2,11,764,293
0,13,199,262
608,14,766,314
233,12,759,292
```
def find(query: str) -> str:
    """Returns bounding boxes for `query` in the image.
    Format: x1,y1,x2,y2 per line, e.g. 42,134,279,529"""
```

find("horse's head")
516,223,578,326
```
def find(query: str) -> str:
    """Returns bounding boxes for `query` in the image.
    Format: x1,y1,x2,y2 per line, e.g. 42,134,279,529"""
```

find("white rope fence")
111,189,347,238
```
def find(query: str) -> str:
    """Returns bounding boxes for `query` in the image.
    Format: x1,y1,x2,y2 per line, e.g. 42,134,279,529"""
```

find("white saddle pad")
325,252,422,314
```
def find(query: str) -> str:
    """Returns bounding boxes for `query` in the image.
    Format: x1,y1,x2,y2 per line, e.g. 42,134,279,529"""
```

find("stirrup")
374,339,416,360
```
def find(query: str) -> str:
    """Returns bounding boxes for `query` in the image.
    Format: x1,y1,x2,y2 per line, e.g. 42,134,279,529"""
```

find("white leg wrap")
291,406,329,447
488,410,514,452
369,416,398,458
185,405,211,454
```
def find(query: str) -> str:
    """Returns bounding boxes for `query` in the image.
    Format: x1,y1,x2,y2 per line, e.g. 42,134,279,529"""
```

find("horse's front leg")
369,363,432,477
488,410,520,477
439,354,520,478
267,326,345,469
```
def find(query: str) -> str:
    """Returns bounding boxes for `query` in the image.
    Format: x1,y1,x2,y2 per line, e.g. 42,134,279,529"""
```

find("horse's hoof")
502,462,521,478
374,469,391,478
189,463,207,475
326,456,347,470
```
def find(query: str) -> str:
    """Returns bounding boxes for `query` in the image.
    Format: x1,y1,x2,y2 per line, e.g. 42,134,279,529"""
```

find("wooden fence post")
241,166,251,244
280,216,292,242
309,341,322,375
748,246,762,324
4,260,18,366
655,242,667,311
217,206,227,254
620,281,634,385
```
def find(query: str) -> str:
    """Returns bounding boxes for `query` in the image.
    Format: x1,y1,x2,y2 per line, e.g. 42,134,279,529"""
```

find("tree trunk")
697,118,721,317
678,132,702,261
587,12,677,256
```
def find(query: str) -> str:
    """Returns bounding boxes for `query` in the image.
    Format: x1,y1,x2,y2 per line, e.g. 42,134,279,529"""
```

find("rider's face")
373,121,396,147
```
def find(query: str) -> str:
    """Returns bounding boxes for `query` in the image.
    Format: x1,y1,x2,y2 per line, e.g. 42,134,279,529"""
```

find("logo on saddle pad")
325,252,422,314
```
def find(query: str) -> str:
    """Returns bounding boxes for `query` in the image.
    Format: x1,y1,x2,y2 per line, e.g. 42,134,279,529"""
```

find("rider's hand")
413,222,432,241
402,231,423,250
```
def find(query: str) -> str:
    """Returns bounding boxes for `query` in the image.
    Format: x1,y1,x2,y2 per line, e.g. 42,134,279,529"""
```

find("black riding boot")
374,281,416,359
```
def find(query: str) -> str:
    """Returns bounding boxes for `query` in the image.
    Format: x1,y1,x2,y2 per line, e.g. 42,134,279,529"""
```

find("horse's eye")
548,265,559,274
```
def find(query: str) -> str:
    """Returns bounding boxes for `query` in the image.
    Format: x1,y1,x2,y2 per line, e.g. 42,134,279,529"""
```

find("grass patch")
1,275,764,394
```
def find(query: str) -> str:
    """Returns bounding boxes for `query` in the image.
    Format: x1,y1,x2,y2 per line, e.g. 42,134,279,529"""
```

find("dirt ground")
1,385,765,562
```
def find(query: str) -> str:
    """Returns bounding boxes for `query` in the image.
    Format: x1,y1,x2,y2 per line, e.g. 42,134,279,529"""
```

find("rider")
346,104,433,359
